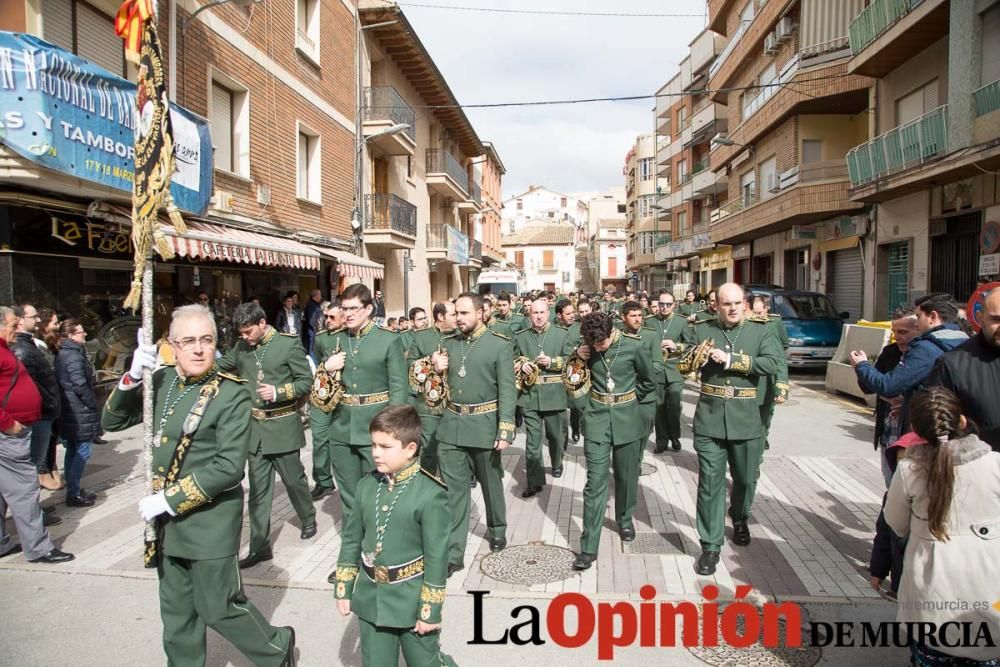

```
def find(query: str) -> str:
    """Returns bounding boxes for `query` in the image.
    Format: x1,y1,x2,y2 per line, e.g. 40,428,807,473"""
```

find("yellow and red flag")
115,0,154,64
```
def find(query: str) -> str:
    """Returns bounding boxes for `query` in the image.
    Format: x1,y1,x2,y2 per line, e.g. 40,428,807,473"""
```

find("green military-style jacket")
624,323,666,402
217,327,311,455
688,318,784,440
693,308,719,325
325,321,408,446
512,321,573,413
645,313,691,385
581,329,657,445
334,461,449,627
400,329,416,360
761,314,790,401
435,325,516,447
406,325,455,417
677,301,702,318
101,365,249,560
495,312,526,332
486,317,513,340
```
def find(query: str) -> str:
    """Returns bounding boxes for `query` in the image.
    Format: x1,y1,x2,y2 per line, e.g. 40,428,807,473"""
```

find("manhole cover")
623,532,685,555
688,614,821,666
639,462,657,476
480,543,577,584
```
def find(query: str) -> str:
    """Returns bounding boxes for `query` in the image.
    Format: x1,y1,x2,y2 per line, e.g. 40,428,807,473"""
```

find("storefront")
732,243,751,285
699,246,732,292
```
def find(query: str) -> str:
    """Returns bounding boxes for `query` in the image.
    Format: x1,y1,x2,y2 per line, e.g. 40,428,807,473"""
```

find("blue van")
749,288,848,368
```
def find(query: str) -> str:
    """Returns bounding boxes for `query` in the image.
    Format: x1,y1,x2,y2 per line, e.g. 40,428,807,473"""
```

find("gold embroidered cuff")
165,474,209,515
497,421,516,442
729,353,752,373
334,565,360,600
420,584,446,604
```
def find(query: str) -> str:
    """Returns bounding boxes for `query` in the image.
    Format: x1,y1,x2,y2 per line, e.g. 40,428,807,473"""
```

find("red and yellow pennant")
115,0,154,64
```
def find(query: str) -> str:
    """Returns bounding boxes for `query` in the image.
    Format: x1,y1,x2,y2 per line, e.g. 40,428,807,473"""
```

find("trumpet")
677,338,715,376
561,352,591,398
514,355,540,392
310,339,345,412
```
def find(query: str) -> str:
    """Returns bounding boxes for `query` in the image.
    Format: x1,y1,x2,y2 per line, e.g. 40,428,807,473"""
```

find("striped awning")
163,221,321,271
312,246,384,280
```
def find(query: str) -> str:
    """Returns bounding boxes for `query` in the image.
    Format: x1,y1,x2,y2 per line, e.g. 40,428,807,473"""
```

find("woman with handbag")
54,319,101,508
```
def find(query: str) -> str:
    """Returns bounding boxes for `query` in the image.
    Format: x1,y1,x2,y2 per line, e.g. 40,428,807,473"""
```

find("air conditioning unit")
767,172,779,193
776,16,794,41
212,189,234,213
764,32,779,54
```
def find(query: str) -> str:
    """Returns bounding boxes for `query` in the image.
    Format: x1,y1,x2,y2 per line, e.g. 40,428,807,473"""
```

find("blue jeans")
63,439,92,498
29,419,53,473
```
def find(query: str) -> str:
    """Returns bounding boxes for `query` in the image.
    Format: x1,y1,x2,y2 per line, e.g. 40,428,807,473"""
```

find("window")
560,197,568,207
637,195,655,218
895,79,939,126
516,200,523,210
677,211,688,236
41,0,125,76
740,170,756,207
542,250,555,269
515,251,525,269
210,75,250,177
617,204,627,214
677,159,688,182
759,156,777,199
639,158,654,181
297,123,321,203
608,256,618,276
802,140,823,164
295,0,321,65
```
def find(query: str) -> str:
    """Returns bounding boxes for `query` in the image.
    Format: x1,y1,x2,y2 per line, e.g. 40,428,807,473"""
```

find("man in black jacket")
928,288,1000,451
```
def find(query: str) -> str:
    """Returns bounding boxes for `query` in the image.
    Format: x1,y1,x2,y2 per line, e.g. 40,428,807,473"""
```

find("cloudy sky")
402,0,708,200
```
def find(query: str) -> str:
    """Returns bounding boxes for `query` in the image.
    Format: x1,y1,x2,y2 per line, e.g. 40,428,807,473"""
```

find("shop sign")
49,216,131,255
196,239,296,267
693,233,713,249
0,32,212,214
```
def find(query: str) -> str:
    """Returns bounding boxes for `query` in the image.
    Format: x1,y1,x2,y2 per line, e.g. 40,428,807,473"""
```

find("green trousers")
692,434,763,551
159,554,290,667
522,409,565,488
309,411,336,490
248,446,316,554
437,441,506,568
329,441,376,517
655,379,684,445
579,438,642,554
358,617,457,667
418,413,441,477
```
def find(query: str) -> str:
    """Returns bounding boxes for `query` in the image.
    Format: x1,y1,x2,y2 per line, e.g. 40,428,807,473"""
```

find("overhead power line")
397,2,704,18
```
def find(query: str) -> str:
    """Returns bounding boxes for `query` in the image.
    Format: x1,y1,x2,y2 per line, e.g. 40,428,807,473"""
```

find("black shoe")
671,439,682,452
42,506,55,515
619,526,636,542
733,522,751,546
66,495,95,508
0,544,23,559
327,569,337,584
573,552,597,571
280,626,296,667
695,551,720,575
28,548,75,564
238,550,273,569
43,512,62,527
653,442,669,454
570,431,580,444
489,536,507,553
551,466,563,478
80,489,97,502
520,485,543,498
300,522,317,540
470,478,478,489
310,485,334,501
764,440,770,450
92,436,108,445
447,563,464,578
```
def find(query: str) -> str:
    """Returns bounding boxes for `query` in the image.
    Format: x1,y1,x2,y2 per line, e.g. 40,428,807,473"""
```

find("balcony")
457,179,482,213
468,238,483,266
693,165,726,195
974,80,1000,145
846,105,948,187
846,0,948,78
974,80,1000,118
426,224,469,265
363,193,417,249
709,18,750,82
426,149,469,200
741,56,799,123
362,87,416,157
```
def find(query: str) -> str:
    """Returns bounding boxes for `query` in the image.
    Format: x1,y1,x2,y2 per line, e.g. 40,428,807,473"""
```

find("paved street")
0,373,907,665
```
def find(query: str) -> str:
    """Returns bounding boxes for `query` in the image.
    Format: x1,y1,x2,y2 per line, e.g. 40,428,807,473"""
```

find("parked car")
749,288,849,368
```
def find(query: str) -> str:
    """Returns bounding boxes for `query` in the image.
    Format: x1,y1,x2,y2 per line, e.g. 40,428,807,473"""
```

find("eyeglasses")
172,335,217,351
324,314,339,320
341,306,365,314
658,302,675,307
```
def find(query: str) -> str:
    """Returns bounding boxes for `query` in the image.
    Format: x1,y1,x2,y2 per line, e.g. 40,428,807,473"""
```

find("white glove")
138,491,174,522
129,328,159,380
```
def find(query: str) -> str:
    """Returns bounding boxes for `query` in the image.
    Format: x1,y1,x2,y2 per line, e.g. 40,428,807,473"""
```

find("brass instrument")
561,352,591,398
677,338,715,376
310,339,345,412
513,355,540,392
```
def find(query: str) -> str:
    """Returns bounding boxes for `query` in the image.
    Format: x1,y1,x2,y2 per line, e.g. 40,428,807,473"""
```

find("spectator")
10,305,63,492
34,309,62,482
302,289,323,354
274,291,302,336
398,317,411,332
385,317,397,332
54,319,101,508
885,387,1000,666
0,306,74,563
372,289,386,321
927,287,1000,451
850,293,967,432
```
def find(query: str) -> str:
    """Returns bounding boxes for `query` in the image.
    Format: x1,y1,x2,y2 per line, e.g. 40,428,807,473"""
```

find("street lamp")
711,135,753,150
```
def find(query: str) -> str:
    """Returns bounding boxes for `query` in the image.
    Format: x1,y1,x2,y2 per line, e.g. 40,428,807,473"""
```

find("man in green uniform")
407,301,457,475
429,293,516,576
564,298,590,444
619,301,665,444
401,307,427,360
495,291,526,332
677,290,701,319
749,292,789,452
647,290,690,453
102,305,295,666
692,290,718,324
308,302,342,499
335,406,456,666
571,313,657,570
513,299,572,498
687,283,783,575
218,303,316,570
482,295,513,340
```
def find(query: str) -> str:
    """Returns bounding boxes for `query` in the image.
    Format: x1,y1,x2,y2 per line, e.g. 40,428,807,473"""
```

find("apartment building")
502,223,576,294
591,219,629,294
0,0,370,332
502,186,588,238
844,0,1000,318
624,133,663,294
585,187,627,240
478,142,506,268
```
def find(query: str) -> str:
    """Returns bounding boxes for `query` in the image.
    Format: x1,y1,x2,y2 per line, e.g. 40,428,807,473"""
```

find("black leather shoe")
92,436,108,445
733,522,751,546
520,485,543,498
300,522,317,540
695,551,720,575
80,489,97,502
653,442,669,454
671,439,682,452
280,626,296,667
28,548,75,564
489,537,507,553
447,563,464,578
551,466,563,478
470,478,478,489
0,544,23,559
66,495,95,508
238,550,273,569
619,526,636,542
310,485,334,501
570,431,580,444
43,512,62,527
327,569,337,584
573,552,597,571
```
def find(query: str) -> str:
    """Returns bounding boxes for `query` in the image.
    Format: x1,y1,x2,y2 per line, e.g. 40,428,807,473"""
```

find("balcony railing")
469,180,483,205
974,79,1000,117
741,55,799,122
469,238,482,261
427,224,448,249
848,0,918,56
364,193,417,236
711,188,757,225
426,148,469,194
692,158,708,175
655,234,672,247
362,87,416,142
709,18,751,79
846,105,948,187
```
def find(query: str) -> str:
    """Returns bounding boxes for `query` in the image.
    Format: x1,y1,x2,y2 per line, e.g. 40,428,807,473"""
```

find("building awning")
312,246,385,280
164,221,321,271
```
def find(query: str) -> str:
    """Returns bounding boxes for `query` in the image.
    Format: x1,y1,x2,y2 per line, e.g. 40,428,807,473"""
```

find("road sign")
965,281,1000,332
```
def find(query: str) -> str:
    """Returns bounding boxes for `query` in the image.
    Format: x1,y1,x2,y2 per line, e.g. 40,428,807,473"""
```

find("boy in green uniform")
513,299,573,498
686,283,783,575
335,405,456,667
677,290,701,319
494,291,526,332
647,290,690,452
103,305,295,666
218,303,316,570
406,301,458,475
571,313,657,571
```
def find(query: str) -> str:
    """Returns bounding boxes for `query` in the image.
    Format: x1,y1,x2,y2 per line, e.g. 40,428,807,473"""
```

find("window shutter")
211,84,234,172
76,3,124,76
41,0,74,52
